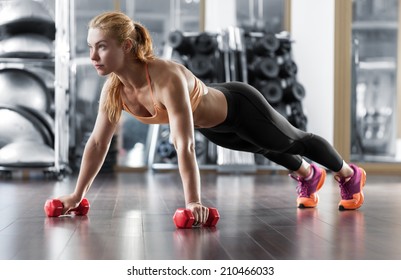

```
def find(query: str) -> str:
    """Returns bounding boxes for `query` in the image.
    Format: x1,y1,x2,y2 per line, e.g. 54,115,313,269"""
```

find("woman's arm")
58,81,119,213
161,72,209,225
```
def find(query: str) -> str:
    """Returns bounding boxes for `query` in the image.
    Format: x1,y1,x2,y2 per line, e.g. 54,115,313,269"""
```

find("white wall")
204,0,236,32
291,0,335,144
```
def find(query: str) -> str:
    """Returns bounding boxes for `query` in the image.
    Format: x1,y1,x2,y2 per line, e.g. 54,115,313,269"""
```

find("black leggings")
197,82,343,172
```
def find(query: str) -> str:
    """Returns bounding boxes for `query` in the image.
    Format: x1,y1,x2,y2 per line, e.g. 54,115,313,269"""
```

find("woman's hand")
186,202,209,226
56,193,82,215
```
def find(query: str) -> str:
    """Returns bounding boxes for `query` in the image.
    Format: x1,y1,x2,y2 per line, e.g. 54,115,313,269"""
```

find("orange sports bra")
122,64,207,124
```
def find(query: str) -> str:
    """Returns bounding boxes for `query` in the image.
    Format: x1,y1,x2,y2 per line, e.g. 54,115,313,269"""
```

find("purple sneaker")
290,163,326,208
336,164,366,210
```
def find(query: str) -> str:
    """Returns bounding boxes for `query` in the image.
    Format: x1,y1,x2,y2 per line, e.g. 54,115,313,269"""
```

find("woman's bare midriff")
193,87,227,128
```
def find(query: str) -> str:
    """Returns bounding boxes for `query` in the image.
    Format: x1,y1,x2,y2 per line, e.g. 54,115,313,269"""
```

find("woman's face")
87,27,125,76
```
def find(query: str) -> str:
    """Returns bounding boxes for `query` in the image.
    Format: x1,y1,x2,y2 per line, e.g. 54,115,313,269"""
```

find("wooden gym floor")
1,170,401,260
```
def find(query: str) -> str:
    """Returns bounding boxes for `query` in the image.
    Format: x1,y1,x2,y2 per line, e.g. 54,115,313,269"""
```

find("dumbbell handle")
44,198,90,217
173,207,220,228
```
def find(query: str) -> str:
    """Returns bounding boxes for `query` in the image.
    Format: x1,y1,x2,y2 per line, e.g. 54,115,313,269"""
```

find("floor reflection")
334,210,365,259
43,216,92,259
295,208,366,259
173,227,225,259
44,215,90,240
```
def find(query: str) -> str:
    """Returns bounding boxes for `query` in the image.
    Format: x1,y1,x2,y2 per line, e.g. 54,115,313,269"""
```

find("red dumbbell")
44,198,90,217
173,207,220,228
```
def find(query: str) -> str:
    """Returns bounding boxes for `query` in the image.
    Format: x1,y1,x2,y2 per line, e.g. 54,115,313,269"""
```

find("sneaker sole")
297,169,327,208
338,167,366,211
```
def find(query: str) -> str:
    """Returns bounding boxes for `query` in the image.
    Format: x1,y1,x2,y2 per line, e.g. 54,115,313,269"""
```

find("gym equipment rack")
149,27,306,173
0,0,70,180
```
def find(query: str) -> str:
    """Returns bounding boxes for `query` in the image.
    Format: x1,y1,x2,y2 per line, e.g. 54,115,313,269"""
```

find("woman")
57,11,366,225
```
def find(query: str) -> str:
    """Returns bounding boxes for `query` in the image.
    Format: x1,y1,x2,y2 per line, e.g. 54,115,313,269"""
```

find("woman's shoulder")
150,58,187,72
149,58,191,82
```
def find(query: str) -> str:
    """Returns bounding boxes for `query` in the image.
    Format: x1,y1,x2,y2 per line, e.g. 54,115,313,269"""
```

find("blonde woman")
57,11,366,225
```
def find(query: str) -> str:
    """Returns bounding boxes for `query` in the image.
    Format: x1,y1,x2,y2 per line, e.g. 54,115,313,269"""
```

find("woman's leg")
205,82,366,210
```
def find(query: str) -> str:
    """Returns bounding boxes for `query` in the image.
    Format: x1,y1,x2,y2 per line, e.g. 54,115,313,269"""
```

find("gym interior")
1,0,401,267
